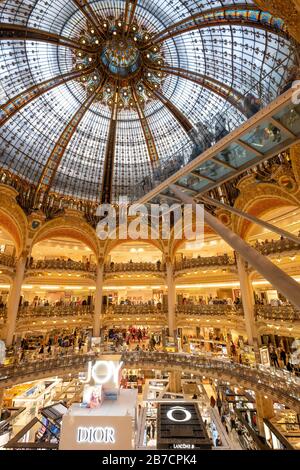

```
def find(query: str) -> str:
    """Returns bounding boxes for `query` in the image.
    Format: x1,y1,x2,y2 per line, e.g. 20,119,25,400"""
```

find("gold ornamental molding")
103,227,165,258
290,143,300,183
233,147,300,238
31,214,100,258
254,0,300,42
0,184,28,256
232,175,300,238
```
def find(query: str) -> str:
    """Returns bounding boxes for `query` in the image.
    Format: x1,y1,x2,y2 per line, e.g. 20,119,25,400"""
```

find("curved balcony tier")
0,352,299,411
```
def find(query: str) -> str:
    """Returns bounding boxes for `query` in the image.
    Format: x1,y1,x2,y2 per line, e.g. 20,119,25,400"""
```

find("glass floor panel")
215,142,259,168
177,174,210,191
240,119,290,153
194,159,232,181
273,104,300,136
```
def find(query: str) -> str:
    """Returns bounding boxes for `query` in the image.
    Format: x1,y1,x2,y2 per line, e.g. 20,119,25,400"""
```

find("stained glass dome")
0,0,298,204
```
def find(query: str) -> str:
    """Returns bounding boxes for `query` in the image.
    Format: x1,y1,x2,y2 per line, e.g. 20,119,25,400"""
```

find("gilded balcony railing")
176,304,244,317
0,307,7,322
0,352,299,411
27,258,97,272
0,253,16,268
103,304,167,319
105,262,164,273
17,304,93,319
254,238,300,256
255,305,300,321
175,255,236,271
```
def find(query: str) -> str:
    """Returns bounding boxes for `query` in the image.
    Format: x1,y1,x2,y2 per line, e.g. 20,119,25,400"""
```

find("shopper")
230,416,236,430
210,396,216,408
216,394,222,415
270,350,279,368
280,348,287,366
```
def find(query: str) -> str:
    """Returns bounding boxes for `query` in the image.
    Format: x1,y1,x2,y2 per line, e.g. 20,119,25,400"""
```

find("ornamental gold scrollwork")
254,0,300,42
232,173,300,237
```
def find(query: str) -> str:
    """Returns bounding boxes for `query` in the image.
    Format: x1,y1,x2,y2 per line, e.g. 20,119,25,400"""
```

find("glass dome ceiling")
0,0,297,204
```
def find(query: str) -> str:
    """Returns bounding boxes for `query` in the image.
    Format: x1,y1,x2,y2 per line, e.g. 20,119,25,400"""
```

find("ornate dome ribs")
0,0,297,204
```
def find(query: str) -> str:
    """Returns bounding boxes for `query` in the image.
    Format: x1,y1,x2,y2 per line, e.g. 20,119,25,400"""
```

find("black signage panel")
157,403,211,450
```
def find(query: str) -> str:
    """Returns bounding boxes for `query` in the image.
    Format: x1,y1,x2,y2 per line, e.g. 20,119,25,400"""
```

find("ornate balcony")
17,304,93,319
255,305,300,322
0,307,7,322
0,352,299,411
176,304,244,318
102,304,168,326
254,238,300,256
0,253,16,269
27,258,97,273
105,262,165,273
175,255,236,272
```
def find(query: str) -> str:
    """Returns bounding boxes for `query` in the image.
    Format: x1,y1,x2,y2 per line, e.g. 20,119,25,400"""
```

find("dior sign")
77,427,115,444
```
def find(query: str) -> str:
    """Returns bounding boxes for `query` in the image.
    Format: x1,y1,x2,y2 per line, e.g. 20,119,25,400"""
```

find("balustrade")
0,352,299,410
103,304,167,317
176,304,243,317
254,238,300,256
17,304,93,319
0,307,7,321
28,258,97,272
255,305,300,321
175,255,236,271
105,262,164,273
0,253,16,268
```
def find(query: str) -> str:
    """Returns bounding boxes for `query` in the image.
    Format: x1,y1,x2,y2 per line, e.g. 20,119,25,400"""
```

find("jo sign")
79,360,123,387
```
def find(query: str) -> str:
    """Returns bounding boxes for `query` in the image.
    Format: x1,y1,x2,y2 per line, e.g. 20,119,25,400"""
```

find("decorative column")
236,254,261,361
166,258,176,338
168,371,182,393
93,259,104,338
5,253,27,347
255,392,275,438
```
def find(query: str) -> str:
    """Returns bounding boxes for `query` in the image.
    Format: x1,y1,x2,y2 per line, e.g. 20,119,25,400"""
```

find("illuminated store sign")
59,415,133,450
157,403,211,450
77,427,115,444
167,406,192,423
79,360,123,386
